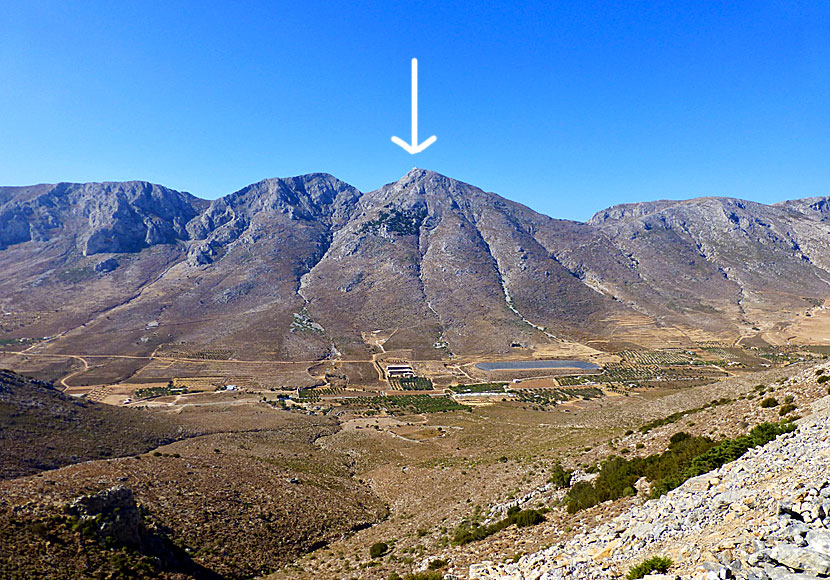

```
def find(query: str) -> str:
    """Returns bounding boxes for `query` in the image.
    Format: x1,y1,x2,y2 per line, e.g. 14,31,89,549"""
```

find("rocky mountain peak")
184,173,362,267
189,173,360,235
776,196,830,219
0,180,203,255
588,199,687,225
369,169,497,222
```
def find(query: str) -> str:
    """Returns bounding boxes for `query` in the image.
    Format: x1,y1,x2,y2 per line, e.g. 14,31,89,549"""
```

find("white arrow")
391,58,437,154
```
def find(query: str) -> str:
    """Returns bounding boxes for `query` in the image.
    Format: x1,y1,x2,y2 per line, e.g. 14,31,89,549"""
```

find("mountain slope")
1,170,830,381
584,196,830,330
0,369,189,479
300,169,639,356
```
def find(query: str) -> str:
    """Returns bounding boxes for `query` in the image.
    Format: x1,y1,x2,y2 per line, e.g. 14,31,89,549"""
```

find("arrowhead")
391,135,437,154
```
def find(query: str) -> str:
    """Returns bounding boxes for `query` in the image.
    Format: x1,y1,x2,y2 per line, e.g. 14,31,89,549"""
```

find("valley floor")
1,348,828,579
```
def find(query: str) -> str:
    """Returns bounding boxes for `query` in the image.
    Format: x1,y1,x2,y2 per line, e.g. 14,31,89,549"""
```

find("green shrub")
818,374,830,384
669,431,690,444
513,509,545,528
402,572,442,580
778,403,797,416
565,422,795,512
627,556,673,579
760,397,778,408
566,481,601,514
548,462,573,488
637,399,728,434
370,542,389,558
427,558,447,570
452,508,545,545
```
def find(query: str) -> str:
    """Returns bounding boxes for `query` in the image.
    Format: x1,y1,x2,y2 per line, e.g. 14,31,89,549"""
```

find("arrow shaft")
411,58,419,146
391,57,436,154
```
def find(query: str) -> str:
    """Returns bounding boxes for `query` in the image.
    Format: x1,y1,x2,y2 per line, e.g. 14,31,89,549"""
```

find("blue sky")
1,1,829,221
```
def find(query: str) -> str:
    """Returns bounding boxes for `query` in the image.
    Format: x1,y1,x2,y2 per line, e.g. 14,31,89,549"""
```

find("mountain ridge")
5,170,828,226
2,169,830,383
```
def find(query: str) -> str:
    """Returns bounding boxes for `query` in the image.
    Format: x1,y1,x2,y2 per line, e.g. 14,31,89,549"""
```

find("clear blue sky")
2,1,829,221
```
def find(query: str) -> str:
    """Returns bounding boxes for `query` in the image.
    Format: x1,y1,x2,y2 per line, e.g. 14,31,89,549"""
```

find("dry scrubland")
265,360,829,580
0,374,385,579
1,345,828,580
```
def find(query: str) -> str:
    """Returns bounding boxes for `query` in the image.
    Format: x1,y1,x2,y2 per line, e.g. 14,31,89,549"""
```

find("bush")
760,397,779,408
565,422,795,512
627,556,673,579
427,558,448,570
513,509,546,527
779,403,797,416
403,572,442,580
566,481,601,514
548,462,573,488
818,374,830,384
452,508,545,545
669,431,690,445
369,542,389,558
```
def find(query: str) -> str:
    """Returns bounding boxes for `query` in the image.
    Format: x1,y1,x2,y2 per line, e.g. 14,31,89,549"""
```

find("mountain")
583,196,830,333
1,170,829,382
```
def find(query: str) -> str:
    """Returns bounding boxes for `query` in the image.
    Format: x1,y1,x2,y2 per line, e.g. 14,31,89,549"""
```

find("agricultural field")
345,394,470,414
389,376,434,391
449,382,509,394
556,358,730,390
514,387,604,408
618,349,694,366
133,383,188,399
756,348,822,364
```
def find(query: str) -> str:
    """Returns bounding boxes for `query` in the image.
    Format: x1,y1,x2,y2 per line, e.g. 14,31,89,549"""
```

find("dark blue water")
475,360,600,371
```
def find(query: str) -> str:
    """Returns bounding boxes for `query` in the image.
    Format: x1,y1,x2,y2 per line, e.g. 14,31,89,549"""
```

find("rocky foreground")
470,397,830,580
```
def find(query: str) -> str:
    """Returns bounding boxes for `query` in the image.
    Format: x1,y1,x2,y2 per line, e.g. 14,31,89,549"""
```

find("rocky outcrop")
0,181,204,254
93,257,119,272
184,173,360,266
469,400,830,580
68,485,145,547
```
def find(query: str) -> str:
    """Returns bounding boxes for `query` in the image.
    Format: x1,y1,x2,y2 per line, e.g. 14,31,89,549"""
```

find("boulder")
770,544,830,576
